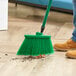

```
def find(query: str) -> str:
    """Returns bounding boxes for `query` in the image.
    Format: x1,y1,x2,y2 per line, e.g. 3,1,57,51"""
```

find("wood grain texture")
55,23,73,40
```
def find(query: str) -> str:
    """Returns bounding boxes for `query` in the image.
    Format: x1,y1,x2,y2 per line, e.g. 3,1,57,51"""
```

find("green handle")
41,0,52,33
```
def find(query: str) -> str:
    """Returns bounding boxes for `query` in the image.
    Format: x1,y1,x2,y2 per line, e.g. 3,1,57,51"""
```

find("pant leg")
71,0,76,42
73,0,76,27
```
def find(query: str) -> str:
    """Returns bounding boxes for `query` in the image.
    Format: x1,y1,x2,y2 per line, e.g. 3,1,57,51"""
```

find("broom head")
17,32,54,56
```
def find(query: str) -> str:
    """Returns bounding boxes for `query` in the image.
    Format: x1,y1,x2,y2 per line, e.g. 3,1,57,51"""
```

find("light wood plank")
55,23,73,40
0,59,38,76
30,52,76,76
0,63,5,69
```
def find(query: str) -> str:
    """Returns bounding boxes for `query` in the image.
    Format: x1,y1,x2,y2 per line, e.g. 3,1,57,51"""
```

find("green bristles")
17,32,54,56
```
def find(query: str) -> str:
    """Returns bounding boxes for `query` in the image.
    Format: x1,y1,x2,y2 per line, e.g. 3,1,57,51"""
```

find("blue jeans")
72,0,76,42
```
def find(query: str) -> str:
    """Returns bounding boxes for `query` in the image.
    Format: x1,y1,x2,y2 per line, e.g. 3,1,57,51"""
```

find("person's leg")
54,0,76,51
72,0,76,42
66,0,76,59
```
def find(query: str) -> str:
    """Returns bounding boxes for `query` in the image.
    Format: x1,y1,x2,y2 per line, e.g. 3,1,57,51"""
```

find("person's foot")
54,39,76,51
66,50,76,59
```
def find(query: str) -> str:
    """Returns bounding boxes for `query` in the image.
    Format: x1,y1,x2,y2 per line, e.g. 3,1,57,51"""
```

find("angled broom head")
17,32,54,56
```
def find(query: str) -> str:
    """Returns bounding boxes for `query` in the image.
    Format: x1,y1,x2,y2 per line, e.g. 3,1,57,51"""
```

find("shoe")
54,39,76,51
66,50,76,59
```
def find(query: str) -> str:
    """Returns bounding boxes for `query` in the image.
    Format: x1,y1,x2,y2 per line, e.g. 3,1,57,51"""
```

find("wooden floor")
0,3,76,76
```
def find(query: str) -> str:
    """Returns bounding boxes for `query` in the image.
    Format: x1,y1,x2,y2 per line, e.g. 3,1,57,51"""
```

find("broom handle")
41,0,52,33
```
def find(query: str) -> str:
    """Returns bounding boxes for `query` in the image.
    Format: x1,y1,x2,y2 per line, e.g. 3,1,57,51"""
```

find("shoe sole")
54,47,76,52
66,54,76,59
66,56,76,59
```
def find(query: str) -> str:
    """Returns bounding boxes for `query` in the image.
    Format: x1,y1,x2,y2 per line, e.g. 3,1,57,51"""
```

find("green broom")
17,0,54,56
